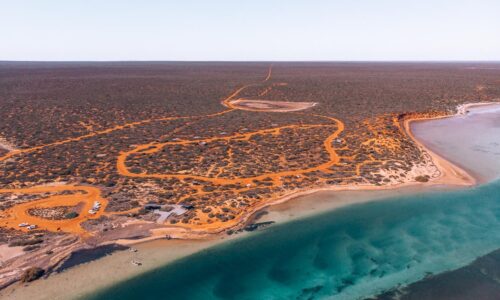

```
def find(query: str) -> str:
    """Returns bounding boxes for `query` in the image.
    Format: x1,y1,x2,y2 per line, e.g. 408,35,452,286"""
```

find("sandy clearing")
228,99,317,112
0,185,108,236
0,137,16,152
0,245,24,263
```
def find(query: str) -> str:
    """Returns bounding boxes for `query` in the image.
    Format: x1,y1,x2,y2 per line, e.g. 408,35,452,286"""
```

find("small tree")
21,267,45,282
65,212,79,219
415,175,430,183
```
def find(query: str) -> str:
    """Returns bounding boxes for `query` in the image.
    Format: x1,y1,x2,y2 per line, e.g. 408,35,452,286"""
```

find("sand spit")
413,101,500,184
456,101,500,115
403,118,475,186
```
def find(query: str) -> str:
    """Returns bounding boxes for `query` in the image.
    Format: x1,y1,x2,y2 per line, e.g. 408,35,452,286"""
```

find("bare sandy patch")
228,99,317,112
0,245,24,263
0,137,16,152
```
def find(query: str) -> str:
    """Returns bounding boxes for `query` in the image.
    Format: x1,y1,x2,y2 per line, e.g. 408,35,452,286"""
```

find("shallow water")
87,180,500,300
85,104,500,300
412,104,500,182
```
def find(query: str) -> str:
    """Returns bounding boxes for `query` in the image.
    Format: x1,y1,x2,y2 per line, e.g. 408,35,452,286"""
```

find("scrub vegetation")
0,62,499,287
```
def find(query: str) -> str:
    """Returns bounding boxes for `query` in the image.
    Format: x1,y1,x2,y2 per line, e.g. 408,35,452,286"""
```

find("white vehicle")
93,201,101,210
88,209,96,215
18,223,29,227
27,225,37,230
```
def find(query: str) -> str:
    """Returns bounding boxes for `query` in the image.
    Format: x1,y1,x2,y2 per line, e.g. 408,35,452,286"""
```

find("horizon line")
1,59,500,63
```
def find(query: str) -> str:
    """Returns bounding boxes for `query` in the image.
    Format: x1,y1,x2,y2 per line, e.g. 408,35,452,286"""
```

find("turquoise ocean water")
88,179,500,300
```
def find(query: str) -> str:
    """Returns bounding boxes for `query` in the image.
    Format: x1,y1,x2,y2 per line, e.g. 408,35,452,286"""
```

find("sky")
1,0,499,61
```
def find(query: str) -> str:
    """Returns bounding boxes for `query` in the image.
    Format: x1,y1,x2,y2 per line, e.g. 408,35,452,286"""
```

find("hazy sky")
1,0,499,61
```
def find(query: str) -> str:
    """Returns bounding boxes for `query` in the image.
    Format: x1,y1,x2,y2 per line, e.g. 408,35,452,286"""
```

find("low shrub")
21,267,45,282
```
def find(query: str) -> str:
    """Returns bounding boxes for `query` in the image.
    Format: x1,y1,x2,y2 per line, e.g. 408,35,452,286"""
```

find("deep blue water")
88,180,500,300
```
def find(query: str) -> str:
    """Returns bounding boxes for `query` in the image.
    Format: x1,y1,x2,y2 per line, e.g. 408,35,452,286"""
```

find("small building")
144,203,162,210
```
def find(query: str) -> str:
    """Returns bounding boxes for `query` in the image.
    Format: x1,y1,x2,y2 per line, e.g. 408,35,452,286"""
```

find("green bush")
65,212,79,219
9,238,43,247
415,175,430,183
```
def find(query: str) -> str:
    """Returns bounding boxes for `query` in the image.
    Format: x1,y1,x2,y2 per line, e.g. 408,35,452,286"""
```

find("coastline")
134,102,480,243
456,101,500,115
0,185,454,300
410,101,500,184
1,102,495,300
403,116,476,186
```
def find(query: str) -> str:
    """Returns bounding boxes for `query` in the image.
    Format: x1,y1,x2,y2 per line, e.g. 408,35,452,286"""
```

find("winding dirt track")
116,116,344,185
0,110,234,163
0,65,348,235
221,64,273,109
0,185,107,235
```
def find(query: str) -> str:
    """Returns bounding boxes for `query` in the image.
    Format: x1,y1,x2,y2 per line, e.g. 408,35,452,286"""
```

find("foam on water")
88,180,500,300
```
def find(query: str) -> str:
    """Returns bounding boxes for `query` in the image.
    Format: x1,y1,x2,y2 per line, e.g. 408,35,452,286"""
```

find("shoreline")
403,116,476,186
118,102,481,244
0,185,456,300
409,101,500,185
456,101,500,115
1,102,495,299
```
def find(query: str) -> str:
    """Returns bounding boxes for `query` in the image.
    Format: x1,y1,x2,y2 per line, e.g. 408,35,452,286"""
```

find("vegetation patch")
21,267,45,283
